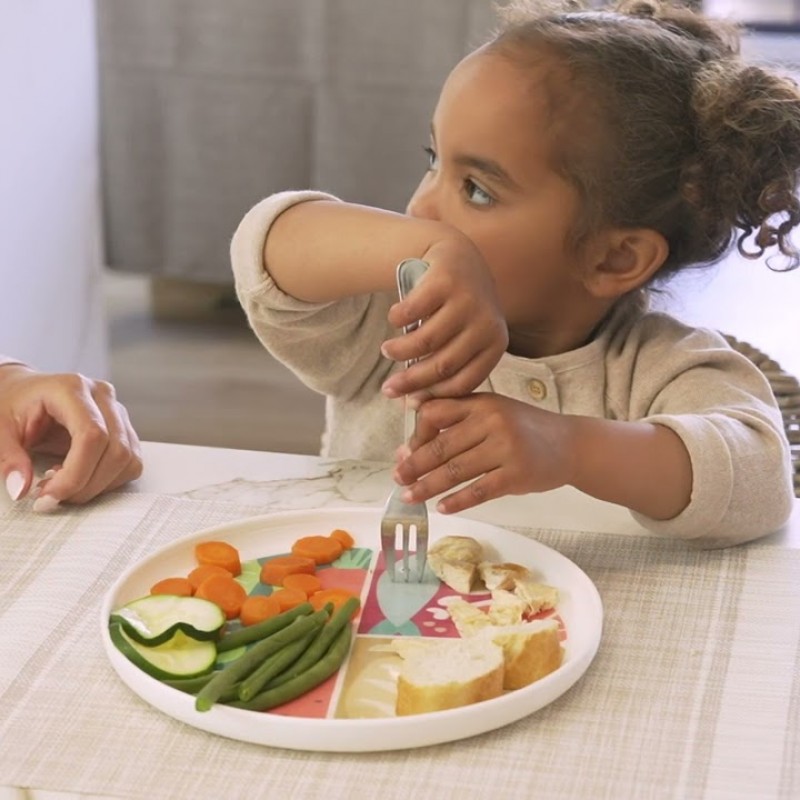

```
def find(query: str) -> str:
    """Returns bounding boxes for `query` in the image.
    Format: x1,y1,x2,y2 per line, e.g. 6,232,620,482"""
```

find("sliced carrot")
309,588,360,617
150,576,194,597
259,555,316,586
194,540,242,577
187,564,232,591
291,535,343,565
329,528,355,550
195,574,247,620
239,594,282,627
282,572,323,595
270,587,308,612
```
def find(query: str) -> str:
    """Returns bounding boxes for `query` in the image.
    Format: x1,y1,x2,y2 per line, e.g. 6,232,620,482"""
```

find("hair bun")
617,0,739,57
689,61,800,266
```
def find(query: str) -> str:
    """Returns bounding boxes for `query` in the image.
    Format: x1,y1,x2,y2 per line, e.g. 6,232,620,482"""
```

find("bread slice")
395,637,504,716
427,535,484,594
479,620,563,690
478,561,532,591
487,589,527,626
440,596,494,636
513,577,559,615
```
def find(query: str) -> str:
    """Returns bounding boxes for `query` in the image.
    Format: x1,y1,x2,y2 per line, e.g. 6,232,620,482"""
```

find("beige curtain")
96,0,496,283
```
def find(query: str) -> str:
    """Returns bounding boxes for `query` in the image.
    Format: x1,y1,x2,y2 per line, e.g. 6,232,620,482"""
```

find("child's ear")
583,228,668,299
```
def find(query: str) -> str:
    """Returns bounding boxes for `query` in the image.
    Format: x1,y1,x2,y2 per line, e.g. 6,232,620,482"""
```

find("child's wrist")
419,224,481,266
557,414,584,490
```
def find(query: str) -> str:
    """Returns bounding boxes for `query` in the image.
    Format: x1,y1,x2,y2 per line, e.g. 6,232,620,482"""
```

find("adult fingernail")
32,495,60,514
5,471,25,501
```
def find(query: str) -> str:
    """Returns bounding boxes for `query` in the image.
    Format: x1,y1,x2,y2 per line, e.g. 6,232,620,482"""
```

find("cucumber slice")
109,622,217,680
110,595,225,646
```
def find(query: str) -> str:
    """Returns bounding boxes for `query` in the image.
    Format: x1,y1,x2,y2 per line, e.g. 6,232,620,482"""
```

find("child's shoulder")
604,304,736,371
602,306,772,403
610,303,730,353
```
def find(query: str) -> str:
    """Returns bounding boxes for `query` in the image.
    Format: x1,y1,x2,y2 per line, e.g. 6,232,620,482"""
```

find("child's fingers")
434,472,509,515
384,298,505,358
381,303,450,364
393,399,486,486
385,280,443,332
382,352,493,399
382,328,504,398
406,397,470,447
399,437,500,507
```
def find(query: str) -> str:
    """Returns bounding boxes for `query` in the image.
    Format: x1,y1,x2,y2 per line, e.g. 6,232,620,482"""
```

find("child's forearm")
263,200,467,302
566,416,693,520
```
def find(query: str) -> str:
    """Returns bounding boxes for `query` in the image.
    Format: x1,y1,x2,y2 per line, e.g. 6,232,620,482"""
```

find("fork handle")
396,259,429,444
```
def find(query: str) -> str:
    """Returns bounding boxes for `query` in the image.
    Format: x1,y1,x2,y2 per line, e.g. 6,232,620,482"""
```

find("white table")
135,442,800,547
1,441,799,800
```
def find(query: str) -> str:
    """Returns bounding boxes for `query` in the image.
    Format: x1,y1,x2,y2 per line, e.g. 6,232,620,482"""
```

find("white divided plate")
101,507,602,752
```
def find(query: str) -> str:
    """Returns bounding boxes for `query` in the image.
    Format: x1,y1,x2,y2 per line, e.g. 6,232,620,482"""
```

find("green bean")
216,602,314,652
237,629,317,702
195,610,327,712
228,623,352,712
266,596,359,689
163,674,214,694
165,673,241,702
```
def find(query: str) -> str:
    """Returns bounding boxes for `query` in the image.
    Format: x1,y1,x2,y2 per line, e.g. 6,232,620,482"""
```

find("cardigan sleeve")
230,191,397,401
609,314,794,547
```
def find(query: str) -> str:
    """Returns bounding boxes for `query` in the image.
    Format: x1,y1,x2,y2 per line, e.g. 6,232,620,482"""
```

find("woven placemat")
1,492,798,800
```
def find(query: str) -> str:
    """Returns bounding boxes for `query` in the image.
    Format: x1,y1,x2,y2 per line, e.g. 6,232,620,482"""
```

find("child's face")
407,49,600,350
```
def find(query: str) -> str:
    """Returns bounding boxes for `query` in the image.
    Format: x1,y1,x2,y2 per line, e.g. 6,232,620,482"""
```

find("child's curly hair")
488,0,800,278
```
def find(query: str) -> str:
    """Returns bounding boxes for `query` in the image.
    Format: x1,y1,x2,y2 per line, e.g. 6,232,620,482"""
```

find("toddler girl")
231,0,800,546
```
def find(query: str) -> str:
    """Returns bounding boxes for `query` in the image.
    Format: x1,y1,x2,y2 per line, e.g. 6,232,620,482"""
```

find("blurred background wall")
95,0,800,377
1,0,798,451
0,0,106,374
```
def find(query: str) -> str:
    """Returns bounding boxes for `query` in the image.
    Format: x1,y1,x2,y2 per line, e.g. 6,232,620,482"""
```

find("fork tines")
381,487,429,582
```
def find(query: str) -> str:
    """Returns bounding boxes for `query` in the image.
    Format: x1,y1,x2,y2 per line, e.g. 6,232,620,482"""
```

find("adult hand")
380,237,508,401
0,365,143,511
392,393,574,514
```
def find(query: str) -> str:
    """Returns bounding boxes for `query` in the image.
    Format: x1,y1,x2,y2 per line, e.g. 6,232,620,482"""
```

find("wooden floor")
105,272,326,455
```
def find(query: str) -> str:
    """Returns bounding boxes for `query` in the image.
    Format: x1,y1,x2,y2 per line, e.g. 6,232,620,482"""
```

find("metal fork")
381,258,430,582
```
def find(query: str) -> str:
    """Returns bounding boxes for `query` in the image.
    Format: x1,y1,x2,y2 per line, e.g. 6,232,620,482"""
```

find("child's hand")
380,240,508,400
392,394,574,514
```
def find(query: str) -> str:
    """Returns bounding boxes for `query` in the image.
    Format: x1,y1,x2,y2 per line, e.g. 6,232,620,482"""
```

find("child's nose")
406,181,440,221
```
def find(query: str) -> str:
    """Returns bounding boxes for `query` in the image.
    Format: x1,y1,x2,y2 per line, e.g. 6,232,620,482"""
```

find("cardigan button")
527,379,547,401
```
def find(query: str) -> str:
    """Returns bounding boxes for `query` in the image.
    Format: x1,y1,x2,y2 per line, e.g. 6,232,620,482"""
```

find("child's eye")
464,179,494,207
423,146,438,170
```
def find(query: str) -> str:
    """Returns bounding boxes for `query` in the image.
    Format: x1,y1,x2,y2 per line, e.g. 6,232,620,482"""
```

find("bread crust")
489,623,563,690
427,536,484,593
478,561,531,591
394,639,504,716
396,664,504,716
391,536,564,715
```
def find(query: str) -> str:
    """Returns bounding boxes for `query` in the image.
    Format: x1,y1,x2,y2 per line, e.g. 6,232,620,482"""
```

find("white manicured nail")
5,471,25,501
32,495,60,513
